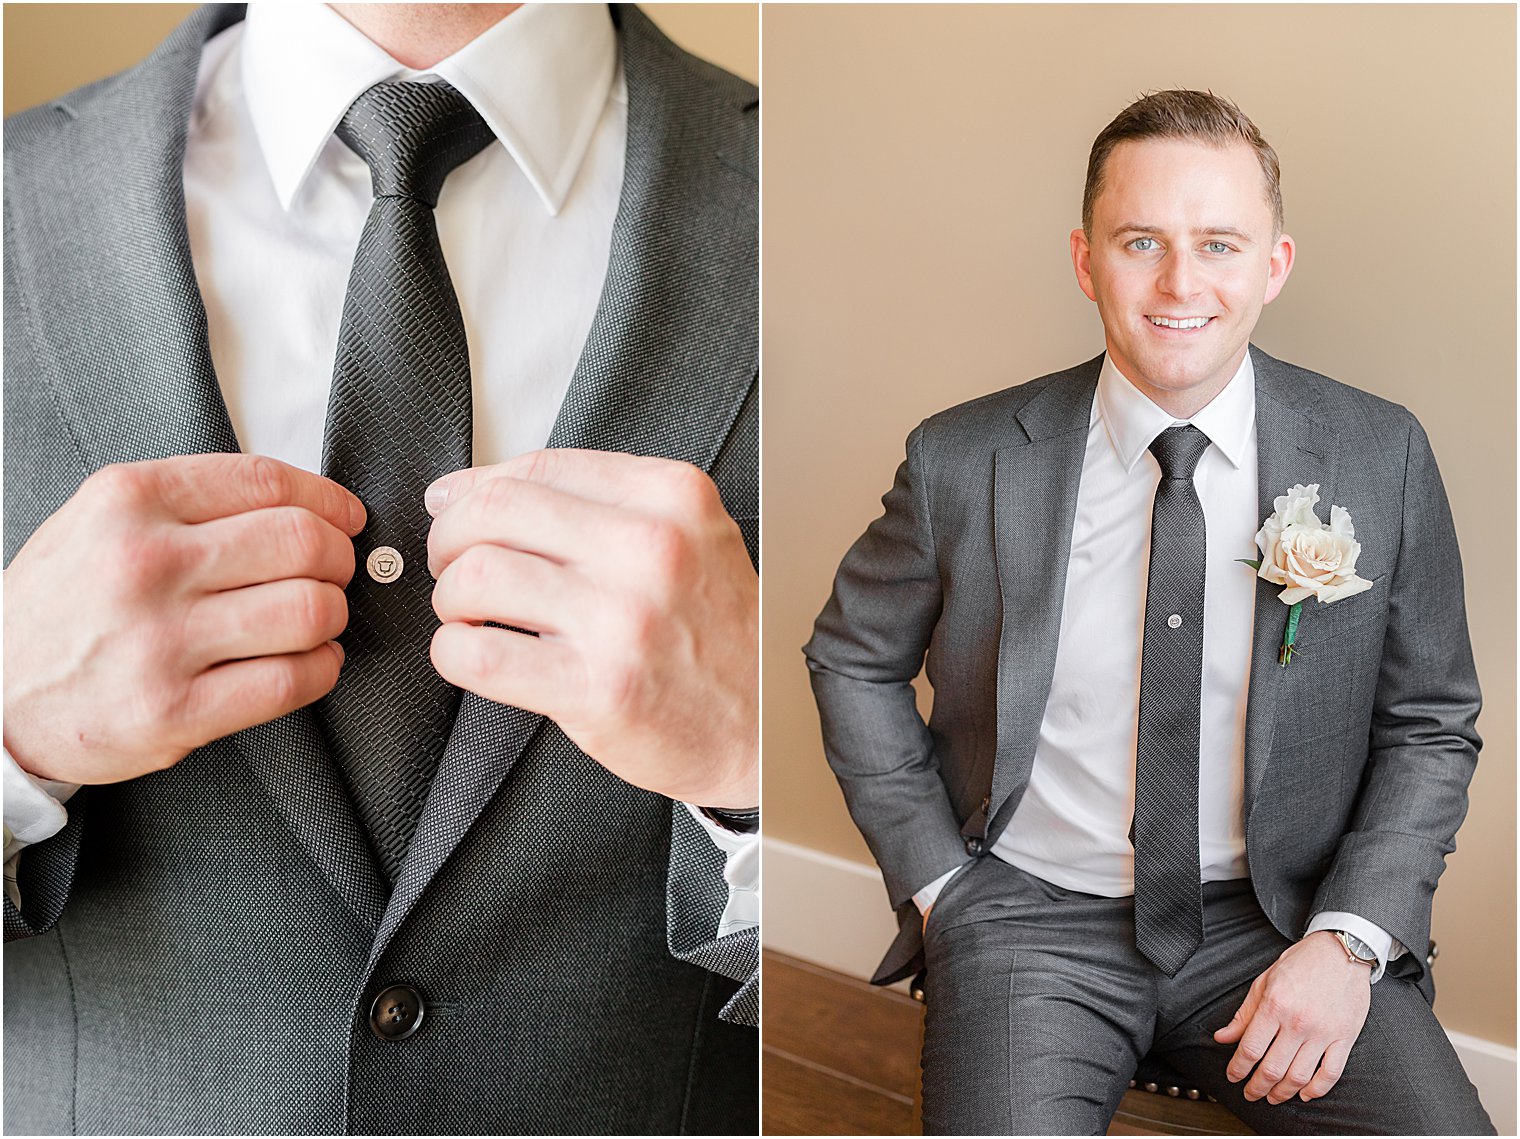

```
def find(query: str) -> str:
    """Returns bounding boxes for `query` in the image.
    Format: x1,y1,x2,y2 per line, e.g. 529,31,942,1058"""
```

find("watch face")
1342,932,1377,962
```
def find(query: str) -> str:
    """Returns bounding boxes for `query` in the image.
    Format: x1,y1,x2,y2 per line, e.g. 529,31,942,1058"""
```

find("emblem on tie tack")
367,546,404,583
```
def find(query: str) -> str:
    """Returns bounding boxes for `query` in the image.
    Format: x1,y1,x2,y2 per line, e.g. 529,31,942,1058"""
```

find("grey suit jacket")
806,348,1481,988
4,5,757,1134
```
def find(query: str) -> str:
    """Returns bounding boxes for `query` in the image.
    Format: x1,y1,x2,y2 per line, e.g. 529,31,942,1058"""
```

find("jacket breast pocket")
1283,571,1389,650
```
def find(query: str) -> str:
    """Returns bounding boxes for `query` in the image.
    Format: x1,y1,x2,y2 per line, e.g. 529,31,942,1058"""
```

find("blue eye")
1130,237,1158,251
1204,241,1231,254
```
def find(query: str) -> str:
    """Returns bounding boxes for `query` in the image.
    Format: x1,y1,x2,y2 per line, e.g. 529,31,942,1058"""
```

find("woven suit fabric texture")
319,80,493,882
3,5,759,1133
1134,424,1210,975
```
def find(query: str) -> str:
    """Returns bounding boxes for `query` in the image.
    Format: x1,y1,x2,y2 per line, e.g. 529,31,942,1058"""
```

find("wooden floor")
763,952,921,1135
762,950,1249,1136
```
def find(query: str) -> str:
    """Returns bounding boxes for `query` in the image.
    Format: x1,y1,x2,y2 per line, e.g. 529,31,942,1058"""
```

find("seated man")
806,89,1492,1135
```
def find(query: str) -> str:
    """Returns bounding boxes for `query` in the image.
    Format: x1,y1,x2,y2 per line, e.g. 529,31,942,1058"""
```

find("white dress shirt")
914,352,1396,980
4,3,756,937
1002,351,1258,894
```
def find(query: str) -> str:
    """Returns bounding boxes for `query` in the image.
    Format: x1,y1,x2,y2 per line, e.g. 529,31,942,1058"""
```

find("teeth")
1148,316,1210,329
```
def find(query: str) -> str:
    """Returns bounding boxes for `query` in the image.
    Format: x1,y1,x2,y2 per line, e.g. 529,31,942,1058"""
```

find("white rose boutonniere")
1239,483,1373,666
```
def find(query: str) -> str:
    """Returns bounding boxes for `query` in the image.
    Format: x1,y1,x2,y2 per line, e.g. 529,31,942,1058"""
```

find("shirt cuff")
4,747,81,910
1305,910,1401,984
681,802,758,938
912,864,965,915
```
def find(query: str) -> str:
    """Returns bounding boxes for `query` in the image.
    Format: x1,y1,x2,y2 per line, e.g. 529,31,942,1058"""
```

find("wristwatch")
697,805,760,835
1332,930,1378,969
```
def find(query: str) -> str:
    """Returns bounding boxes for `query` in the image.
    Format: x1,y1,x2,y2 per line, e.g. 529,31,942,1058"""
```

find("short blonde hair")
1082,89,1283,237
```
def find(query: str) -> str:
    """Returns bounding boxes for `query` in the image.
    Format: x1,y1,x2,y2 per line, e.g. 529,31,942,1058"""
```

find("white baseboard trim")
763,836,901,980
763,837,1517,1132
1446,1031,1518,1136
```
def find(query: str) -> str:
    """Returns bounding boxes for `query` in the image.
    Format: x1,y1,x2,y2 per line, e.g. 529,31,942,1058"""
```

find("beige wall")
764,4,1516,1047
642,3,755,82
2,3,755,116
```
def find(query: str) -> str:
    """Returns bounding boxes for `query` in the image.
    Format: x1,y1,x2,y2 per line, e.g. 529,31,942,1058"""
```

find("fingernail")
349,499,367,535
329,640,345,664
424,478,450,515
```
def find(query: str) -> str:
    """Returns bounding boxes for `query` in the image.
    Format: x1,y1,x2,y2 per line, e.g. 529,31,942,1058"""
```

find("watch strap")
697,805,760,835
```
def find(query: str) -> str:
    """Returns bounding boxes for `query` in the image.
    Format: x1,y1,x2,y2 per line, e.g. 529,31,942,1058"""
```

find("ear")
1262,233,1296,305
1070,227,1097,303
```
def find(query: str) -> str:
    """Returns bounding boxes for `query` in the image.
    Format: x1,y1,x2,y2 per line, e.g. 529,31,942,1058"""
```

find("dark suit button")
369,984,425,1041
964,836,983,856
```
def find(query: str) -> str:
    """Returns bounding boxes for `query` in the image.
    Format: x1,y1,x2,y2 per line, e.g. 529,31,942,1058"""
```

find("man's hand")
3,455,365,785
425,449,757,809
1214,930,1372,1105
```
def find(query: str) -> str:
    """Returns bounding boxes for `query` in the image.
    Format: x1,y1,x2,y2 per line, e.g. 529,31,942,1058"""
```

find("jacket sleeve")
803,423,969,911
4,796,86,941
1309,416,1482,980
665,803,757,1026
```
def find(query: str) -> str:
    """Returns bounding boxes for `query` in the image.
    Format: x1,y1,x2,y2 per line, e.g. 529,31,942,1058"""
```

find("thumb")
424,465,490,517
1213,987,1258,1043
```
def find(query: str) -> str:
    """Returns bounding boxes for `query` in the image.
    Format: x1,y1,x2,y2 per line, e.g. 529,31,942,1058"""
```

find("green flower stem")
1279,601,1303,667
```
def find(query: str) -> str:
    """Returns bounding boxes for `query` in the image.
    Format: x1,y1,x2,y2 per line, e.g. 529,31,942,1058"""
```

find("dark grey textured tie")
317,81,494,882
1133,424,1212,975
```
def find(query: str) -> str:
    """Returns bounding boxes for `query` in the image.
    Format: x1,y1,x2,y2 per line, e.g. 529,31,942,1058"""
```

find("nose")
1158,249,1200,301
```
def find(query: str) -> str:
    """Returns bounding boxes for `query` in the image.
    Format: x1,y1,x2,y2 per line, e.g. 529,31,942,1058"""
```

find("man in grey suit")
4,4,756,1134
806,90,1491,1134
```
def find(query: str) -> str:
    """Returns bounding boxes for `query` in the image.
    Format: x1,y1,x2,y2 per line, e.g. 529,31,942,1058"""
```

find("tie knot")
337,81,495,207
1149,425,1210,480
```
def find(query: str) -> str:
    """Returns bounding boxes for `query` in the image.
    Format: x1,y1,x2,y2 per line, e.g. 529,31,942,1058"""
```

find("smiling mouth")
1147,315,1214,330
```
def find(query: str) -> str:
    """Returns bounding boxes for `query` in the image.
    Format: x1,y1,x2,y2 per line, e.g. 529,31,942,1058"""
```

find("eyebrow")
1111,224,1255,244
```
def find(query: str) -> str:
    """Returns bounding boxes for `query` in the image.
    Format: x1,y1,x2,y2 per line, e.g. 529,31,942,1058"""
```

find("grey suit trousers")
921,856,1494,1136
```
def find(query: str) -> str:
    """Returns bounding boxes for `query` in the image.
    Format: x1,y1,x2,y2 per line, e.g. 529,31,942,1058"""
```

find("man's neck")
328,4,522,69
1113,348,1248,421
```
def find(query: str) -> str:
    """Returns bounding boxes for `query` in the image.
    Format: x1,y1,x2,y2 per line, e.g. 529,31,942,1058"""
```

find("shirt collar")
241,3,617,215
1095,349,1255,473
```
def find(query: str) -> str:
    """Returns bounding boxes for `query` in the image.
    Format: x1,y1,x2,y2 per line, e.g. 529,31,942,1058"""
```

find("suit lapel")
7,3,387,931
1242,347,1340,811
986,361,1099,835
369,4,758,964
6,4,242,467
544,6,758,468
